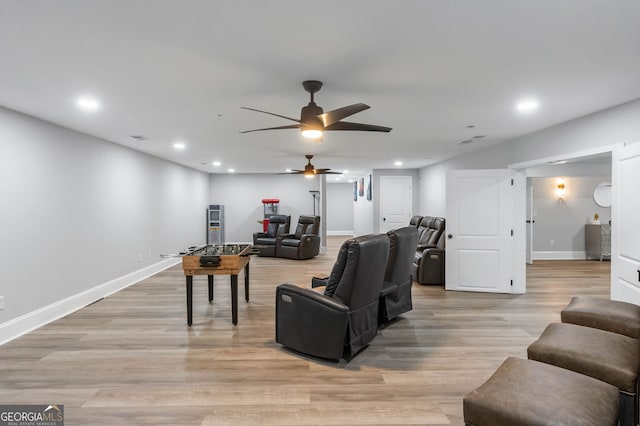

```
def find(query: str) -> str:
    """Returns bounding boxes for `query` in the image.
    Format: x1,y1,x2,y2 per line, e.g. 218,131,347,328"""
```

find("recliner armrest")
275,283,350,360
418,247,444,268
276,284,348,312
416,243,437,251
311,276,329,288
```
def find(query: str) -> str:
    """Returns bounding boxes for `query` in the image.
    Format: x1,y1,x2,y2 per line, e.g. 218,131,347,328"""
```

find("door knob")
447,234,453,239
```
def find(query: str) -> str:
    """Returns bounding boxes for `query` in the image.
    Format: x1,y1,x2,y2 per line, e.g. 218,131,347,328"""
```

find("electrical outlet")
138,253,143,262
550,239,555,246
0,296,4,310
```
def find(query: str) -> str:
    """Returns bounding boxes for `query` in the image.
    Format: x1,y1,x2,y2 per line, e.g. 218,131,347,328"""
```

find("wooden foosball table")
179,244,253,326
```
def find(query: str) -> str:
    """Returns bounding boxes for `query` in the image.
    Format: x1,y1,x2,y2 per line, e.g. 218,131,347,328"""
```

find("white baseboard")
0,258,180,345
327,230,354,236
532,251,586,260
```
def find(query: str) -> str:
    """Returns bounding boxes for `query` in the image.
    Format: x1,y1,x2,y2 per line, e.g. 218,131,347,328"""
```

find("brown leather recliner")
277,215,321,260
252,215,290,257
275,233,390,361
411,216,445,285
379,226,419,324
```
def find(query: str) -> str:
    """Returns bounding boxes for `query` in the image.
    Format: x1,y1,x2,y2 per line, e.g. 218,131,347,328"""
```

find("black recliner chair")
252,215,290,257
275,233,390,361
379,226,419,324
277,215,321,260
411,216,446,285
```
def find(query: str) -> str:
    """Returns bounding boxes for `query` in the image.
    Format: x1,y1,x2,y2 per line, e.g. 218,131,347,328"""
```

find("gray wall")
532,176,611,256
326,182,354,235
209,173,320,243
0,106,209,328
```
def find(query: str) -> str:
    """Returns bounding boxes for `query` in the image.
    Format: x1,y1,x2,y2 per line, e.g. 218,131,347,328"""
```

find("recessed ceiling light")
173,142,185,150
285,168,292,172
343,170,349,174
516,99,539,113
394,161,403,166
212,161,221,166
227,168,235,173
76,96,100,112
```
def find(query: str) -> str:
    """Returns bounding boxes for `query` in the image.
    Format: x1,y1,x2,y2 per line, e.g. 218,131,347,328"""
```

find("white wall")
0,107,209,341
326,182,354,235
209,174,320,242
419,99,640,214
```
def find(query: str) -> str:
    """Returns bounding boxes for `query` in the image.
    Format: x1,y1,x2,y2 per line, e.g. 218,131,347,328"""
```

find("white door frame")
611,141,640,303
510,144,619,295
526,178,534,264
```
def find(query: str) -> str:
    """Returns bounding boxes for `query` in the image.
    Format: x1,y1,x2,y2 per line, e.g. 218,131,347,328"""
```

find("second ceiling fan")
280,155,341,178
240,80,391,140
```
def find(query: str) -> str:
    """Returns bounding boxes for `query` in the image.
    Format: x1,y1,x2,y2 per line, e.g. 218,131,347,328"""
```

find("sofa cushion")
528,322,640,393
255,236,277,245
561,296,640,338
280,238,300,248
464,357,619,426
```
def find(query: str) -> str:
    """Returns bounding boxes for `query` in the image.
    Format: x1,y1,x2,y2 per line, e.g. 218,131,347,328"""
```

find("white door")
380,176,412,232
445,169,525,293
526,178,533,264
611,141,640,303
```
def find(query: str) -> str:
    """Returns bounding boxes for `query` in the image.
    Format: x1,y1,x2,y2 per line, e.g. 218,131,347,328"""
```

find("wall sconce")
555,178,566,198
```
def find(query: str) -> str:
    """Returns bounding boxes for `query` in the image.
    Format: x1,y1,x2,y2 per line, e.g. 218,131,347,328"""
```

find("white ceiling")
1,1,639,180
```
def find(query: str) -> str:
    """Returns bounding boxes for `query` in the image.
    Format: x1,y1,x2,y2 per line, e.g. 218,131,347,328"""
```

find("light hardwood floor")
0,236,610,425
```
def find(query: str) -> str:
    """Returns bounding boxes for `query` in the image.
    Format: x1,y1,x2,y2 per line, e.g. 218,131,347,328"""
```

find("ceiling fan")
240,80,391,140
280,155,342,178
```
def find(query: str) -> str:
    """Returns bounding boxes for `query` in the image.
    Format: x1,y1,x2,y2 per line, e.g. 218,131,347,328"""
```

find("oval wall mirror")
593,182,612,207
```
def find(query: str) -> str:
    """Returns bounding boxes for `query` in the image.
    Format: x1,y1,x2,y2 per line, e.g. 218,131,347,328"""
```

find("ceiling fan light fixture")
301,129,324,139
304,170,315,178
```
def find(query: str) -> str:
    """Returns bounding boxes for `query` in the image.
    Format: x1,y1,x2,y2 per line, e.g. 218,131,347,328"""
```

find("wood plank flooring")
0,237,611,425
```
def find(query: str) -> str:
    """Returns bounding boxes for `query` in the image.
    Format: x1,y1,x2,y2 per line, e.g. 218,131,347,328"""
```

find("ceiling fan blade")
240,107,301,123
278,169,305,175
325,121,392,132
318,103,370,127
316,170,343,175
240,124,301,134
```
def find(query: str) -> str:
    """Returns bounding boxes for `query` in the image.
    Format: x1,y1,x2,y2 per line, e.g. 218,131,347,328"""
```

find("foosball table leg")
244,263,250,302
208,275,214,303
186,275,193,326
231,274,238,325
